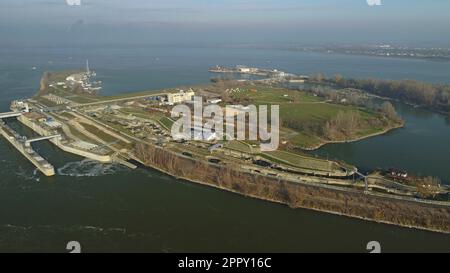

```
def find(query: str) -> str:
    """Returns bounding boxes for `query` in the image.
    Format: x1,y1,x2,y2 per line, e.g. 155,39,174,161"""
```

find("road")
72,92,168,108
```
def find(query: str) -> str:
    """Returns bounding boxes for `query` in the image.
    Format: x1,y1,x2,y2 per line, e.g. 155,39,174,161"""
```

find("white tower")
86,59,90,75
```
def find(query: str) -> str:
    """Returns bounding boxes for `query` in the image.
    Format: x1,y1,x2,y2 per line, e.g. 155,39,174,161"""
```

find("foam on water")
15,167,40,182
57,159,125,177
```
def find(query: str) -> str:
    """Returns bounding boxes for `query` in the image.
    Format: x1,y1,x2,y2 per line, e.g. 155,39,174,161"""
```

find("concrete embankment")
17,115,112,163
0,121,55,176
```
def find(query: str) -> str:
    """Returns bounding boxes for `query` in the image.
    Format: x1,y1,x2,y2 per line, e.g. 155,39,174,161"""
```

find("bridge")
355,171,369,192
24,134,61,146
354,171,421,195
0,111,22,119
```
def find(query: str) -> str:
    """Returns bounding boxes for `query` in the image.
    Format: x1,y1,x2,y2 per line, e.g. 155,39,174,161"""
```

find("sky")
1,0,450,47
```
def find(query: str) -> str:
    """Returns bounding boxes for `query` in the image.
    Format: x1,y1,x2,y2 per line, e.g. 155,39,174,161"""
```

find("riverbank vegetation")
134,142,450,234
311,74,450,115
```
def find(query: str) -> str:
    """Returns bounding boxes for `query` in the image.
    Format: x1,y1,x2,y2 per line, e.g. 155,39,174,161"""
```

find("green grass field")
234,86,322,104
58,112,76,119
159,117,174,131
36,97,58,107
223,140,255,154
231,85,384,148
65,124,99,144
79,122,122,144
262,150,337,172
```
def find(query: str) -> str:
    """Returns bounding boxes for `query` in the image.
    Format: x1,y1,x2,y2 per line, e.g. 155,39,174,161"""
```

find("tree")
39,72,52,93
311,73,325,83
380,101,400,121
334,74,344,85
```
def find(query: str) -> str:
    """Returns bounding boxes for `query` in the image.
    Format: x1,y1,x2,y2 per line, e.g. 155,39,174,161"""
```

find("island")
0,66,449,234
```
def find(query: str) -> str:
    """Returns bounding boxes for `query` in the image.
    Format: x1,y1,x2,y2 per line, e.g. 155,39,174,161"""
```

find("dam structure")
0,101,63,177
0,119,56,176
0,97,136,176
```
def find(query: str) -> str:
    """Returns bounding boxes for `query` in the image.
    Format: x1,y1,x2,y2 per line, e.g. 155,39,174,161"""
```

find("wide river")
0,46,449,252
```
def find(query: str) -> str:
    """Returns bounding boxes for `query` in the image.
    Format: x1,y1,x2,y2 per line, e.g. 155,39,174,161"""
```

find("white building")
238,67,251,73
167,90,195,104
66,74,85,85
12,100,30,113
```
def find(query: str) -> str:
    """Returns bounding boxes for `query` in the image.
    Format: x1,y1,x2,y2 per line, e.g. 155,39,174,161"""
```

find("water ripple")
57,159,126,177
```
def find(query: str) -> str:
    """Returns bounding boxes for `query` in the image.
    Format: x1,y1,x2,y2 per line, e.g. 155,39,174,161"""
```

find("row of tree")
310,74,450,114
323,111,364,140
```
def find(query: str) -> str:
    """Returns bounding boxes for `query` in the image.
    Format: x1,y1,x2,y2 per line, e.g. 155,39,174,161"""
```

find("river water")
0,46,449,252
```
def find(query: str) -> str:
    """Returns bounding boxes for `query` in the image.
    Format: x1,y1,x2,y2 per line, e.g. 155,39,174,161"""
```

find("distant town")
221,44,450,61
310,44,450,60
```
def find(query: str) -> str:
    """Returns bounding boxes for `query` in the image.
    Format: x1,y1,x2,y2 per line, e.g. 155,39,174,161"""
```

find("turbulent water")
57,160,126,178
0,46,449,252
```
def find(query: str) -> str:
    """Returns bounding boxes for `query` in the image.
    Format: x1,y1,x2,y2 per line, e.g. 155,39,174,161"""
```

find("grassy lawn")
234,85,322,104
288,132,322,148
232,85,390,148
65,124,99,144
262,150,337,172
79,122,122,144
281,103,361,122
159,117,174,131
234,85,375,124
36,97,58,107
47,86,72,97
245,87,322,104
180,145,211,157
355,127,384,137
223,140,255,154
58,112,76,119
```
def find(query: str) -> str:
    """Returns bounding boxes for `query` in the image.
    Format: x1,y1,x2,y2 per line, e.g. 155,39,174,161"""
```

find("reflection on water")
313,101,450,184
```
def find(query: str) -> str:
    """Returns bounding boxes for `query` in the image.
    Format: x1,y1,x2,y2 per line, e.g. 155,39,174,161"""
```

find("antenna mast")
86,59,90,75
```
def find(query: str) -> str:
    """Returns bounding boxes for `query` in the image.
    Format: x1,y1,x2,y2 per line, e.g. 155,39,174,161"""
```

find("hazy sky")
1,0,450,46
